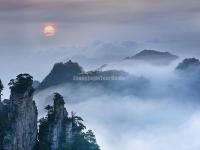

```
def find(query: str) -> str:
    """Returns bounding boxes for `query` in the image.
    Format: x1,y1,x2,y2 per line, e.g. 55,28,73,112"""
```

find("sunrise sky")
1,1,200,149
0,0,200,83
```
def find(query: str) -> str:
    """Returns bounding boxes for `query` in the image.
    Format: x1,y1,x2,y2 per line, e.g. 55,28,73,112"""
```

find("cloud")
1,0,200,98
34,85,200,150
34,61,200,150
0,0,199,23
1,0,200,57
1,0,200,149
89,41,138,60
66,96,200,150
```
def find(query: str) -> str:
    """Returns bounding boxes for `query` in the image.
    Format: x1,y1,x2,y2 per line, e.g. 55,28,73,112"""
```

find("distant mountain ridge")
125,50,178,65
37,60,130,90
36,60,149,96
38,60,83,90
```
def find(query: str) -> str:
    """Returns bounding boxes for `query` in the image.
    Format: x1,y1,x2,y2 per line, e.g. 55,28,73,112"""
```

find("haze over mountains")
1,0,200,149
32,53,200,150
32,49,200,105
0,74,100,150
34,49,200,106
36,50,178,90
1,49,200,150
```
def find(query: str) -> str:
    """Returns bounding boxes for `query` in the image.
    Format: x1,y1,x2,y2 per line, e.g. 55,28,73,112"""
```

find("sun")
43,24,56,36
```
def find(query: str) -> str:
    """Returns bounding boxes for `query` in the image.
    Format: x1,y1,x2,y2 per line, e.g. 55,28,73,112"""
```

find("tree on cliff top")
54,92,65,106
71,112,86,132
8,74,33,94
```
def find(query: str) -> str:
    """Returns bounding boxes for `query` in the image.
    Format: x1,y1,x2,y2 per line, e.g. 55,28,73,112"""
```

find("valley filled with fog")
34,58,200,150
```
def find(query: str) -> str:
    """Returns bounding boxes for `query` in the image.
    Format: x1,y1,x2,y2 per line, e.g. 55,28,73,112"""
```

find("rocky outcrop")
0,74,38,150
0,74,100,150
38,93,72,150
50,93,68,150
38,93,100,150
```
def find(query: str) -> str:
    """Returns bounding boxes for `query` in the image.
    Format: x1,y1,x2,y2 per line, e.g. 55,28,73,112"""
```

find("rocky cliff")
0,74,100,150
0,74,38,150
38,93,70,150
38,93,100,150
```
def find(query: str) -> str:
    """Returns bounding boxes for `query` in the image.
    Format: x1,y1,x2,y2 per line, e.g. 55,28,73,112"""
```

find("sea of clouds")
34,59,200,150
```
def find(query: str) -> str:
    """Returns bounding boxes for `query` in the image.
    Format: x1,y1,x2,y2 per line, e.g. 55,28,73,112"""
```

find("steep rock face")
0,74,38,150
51,93,67,150
38,93,72,150
0,75,100,150
38,93,100,150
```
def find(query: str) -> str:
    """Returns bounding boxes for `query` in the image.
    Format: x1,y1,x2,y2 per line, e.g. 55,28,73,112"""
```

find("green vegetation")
54,92,65,106
0,74,100,150
72,129,100,150
38,93,100,150
8,74,33,94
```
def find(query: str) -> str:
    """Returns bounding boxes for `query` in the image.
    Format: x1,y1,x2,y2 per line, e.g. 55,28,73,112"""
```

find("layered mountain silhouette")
38,50,179,91
38,60,128,90
37,60,149,97
125,50,178,65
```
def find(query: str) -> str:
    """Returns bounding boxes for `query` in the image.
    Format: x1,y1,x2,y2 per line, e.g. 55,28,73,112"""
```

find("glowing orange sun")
43,24,56,36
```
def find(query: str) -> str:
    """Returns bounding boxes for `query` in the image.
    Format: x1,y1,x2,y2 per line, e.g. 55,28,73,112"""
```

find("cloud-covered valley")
34,59,200,150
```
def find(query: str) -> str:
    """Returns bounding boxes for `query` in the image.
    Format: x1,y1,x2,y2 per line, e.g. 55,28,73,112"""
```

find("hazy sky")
1,1,200,149
0,0,200,83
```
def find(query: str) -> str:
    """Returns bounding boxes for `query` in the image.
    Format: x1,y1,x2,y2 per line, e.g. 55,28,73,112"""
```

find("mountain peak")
38,60,83,90
125,50,178,65
176,58,200,70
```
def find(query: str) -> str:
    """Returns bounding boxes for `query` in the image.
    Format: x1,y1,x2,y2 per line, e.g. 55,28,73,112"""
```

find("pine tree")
8,74,33,94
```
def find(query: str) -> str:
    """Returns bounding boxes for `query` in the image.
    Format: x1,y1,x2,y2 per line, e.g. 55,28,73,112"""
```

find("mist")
1,0,200,149
34,60,200,150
